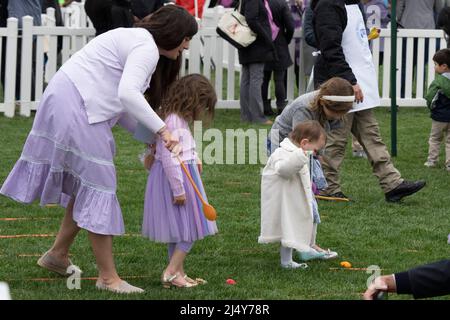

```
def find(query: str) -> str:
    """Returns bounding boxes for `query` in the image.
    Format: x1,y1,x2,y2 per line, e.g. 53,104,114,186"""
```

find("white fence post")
20,16,34,117
4,17,18,117
188,32,202,74
44,8,57,84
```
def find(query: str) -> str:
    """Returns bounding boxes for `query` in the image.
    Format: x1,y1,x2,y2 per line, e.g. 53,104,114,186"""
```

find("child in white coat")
259,120,328,269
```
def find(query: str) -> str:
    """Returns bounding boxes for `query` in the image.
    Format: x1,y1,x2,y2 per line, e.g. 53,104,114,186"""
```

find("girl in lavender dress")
142,74,218,288
0,5,198,294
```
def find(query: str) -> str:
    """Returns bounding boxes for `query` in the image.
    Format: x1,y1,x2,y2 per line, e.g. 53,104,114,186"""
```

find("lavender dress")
0,71,130,235
142,114,218,243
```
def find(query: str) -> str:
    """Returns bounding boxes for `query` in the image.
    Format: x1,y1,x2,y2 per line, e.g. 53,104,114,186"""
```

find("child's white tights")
310,223,318,247
280,246,294,265
280,246,308,269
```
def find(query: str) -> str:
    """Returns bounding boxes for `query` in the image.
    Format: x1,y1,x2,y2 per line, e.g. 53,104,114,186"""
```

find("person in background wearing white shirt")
0,5,198,294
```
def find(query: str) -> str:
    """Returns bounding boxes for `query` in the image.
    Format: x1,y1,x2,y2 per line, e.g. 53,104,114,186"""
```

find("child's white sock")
280,246,293,265
280,246,308,269
310,223,318,246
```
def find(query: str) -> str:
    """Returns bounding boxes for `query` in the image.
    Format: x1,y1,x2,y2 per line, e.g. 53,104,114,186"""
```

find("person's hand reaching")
173,194,186,206
363,275,395,300
353,84,364,103
158,127,181,155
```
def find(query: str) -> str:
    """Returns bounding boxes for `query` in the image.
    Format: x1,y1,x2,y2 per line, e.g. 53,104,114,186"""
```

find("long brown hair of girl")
309,77,354,126
160,74,217,124
136,5,198,109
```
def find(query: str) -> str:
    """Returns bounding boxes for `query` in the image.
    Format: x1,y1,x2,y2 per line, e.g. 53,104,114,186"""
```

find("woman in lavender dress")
0,5,197,294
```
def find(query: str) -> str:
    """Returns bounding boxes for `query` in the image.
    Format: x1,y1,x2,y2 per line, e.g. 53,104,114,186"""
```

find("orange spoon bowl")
177,156,217,221
202,203,217,221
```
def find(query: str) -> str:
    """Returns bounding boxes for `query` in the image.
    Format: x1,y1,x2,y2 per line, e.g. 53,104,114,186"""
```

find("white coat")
258,138,313,251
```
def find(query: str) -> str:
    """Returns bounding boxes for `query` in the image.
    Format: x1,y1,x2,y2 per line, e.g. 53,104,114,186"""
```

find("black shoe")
317,191,350,202
276,100,289,116
263,99,275,116
385,180,426,203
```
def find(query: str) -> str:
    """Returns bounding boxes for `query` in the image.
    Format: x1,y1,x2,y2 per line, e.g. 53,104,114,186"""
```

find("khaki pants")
426,120,450,166
321,109,403,194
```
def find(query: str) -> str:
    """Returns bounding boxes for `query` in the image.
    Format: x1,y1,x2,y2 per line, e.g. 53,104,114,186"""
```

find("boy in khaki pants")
424,48,450,171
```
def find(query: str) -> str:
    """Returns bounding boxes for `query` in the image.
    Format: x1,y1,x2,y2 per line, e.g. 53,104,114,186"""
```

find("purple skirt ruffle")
142,161,218,243
0,71,124,235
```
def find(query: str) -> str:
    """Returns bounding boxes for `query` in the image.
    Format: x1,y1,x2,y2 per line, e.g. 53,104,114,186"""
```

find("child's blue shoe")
298,249,327,261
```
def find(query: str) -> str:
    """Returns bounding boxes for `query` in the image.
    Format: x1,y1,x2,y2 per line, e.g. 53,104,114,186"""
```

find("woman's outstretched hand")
158,127,181,155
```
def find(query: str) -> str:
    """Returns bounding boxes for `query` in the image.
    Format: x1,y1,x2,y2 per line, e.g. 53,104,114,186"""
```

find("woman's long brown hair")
135,5,198,109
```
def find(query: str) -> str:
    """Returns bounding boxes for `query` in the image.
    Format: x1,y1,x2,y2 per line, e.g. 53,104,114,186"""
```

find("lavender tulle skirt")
0,71,125,235
142,160,218,243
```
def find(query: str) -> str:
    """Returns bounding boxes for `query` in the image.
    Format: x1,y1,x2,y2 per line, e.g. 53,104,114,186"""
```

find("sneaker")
424,161,437,168
312,245,339,260
317,191,350,202
385,180,426,203
352,150,368,159
298,249,327,261
281,261,308,269
321,250,338,260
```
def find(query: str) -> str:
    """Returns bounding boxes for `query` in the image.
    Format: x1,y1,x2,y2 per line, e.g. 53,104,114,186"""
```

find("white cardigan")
258,138,313,252
60,28,165,134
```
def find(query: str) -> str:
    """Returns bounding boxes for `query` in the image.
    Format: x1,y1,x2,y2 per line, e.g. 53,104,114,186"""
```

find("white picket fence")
0,8,95,117
0,6,446,117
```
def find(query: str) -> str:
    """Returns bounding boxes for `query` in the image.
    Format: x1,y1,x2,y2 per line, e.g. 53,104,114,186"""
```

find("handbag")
216,1,257,50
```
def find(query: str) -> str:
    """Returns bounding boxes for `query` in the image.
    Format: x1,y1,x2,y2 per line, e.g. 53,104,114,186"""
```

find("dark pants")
261,69,287,109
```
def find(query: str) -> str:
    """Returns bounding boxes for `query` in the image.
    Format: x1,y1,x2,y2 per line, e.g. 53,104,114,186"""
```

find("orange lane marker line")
0,233,141,239
16,253,130,257
0,234,56,239
0,217,54,221
329,268,386,271
6,275,153,282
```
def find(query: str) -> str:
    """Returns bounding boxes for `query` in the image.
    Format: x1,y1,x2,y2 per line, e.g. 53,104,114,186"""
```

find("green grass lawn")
0,108,449,300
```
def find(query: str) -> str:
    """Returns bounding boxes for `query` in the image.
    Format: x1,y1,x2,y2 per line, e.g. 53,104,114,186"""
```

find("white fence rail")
183,27,446,109
0,10,95,117
0,9,446,117
374,29,447,106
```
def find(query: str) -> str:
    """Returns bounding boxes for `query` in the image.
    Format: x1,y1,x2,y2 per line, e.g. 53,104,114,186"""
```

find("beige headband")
321,95,355,102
